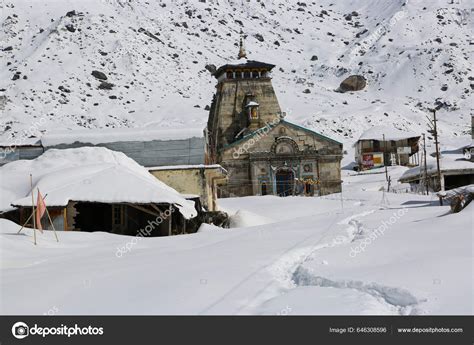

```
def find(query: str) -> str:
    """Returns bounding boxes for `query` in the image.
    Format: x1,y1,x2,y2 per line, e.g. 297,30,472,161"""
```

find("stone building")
149,164,227,211
205,39,342,197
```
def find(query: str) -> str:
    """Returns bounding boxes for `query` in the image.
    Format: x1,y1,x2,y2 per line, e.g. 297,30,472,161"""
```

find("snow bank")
228,209,273,228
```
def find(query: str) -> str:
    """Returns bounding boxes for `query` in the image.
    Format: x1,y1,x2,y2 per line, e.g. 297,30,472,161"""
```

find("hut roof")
358,126,420,141
2,147,196,218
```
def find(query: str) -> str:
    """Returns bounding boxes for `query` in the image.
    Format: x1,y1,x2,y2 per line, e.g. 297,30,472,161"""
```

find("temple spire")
237,32,247,59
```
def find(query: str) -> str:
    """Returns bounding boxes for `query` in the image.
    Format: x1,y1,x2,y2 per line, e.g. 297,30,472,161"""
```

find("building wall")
150,168,225,211
47,137,205,167
1,138,205,168
151,169,202,196
0,146,44,166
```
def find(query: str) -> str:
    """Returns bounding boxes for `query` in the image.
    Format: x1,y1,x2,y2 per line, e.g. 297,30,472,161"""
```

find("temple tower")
206,37,282,163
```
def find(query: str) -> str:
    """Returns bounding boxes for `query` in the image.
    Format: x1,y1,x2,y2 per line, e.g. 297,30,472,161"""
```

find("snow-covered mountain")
1,0,472,148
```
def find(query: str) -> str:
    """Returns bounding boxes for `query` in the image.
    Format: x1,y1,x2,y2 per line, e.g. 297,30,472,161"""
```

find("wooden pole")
382,134,389,192
30,174,37,245
168,204,172,236
422,134,429,195
18,193,49,235
17,213,33,234
45,206,59,242
432,109,443,205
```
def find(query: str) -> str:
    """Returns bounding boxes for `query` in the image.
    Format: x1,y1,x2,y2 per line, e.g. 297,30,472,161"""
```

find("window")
252,70,260,78
112,205,124,226
243,70,251,79
226,71,234,79
373,140,380,151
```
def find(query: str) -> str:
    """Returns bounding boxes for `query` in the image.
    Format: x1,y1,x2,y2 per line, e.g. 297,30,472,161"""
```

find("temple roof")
214,60,276,78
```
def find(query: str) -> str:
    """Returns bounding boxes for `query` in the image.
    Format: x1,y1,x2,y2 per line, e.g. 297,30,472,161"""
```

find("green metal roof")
222,119,342,151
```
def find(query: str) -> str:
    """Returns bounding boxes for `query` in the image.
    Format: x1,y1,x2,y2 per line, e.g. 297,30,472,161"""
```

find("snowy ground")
0,168,472,315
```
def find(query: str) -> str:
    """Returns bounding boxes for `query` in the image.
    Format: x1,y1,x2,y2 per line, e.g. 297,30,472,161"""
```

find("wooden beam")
127,204,162,217
150,204,165,215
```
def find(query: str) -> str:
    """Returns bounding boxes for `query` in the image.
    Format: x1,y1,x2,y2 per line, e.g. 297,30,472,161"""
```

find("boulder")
337,75,366,92
92,70,107,80
254,33,264,42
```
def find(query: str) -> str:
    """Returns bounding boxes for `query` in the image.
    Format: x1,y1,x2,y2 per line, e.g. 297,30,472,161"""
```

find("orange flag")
35,189,46,233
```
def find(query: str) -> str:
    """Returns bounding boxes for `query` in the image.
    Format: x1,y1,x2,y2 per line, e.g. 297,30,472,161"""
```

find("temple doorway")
276,169,294,197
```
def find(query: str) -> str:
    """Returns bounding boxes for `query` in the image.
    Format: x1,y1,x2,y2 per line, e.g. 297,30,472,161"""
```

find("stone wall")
150,168,225,211
211,78,281,150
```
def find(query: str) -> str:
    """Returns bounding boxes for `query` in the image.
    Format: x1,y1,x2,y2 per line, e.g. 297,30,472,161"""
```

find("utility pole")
382,134,389,189
422,133,429,195
429,109,443,205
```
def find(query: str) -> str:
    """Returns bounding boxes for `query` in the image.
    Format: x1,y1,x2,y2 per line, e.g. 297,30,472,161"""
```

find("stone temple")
205,38,343,197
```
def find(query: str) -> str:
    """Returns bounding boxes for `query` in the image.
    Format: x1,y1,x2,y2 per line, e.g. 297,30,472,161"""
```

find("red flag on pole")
35,189,46,233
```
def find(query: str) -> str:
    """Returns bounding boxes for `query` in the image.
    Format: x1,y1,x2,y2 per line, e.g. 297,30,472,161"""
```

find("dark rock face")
310,55,318,61
65,24,76,33
205,64,217,74
98,81,114,90
337,75,367,92
58,85,71,93
92,70,107,80
254,33,264,42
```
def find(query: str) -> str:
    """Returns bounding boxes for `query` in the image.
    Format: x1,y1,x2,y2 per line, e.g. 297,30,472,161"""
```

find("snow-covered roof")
148,164,227,172
0,137,41,147
358,126,420,141
1,147,196,218
464,139,474,149
246,101,259,107
41,127,203,147
399,155,474,182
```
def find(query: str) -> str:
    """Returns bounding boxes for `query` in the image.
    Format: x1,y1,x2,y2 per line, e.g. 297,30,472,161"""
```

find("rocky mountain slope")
1,0,472,149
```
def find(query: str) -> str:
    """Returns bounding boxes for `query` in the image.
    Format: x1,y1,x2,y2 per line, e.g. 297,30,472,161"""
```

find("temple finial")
238,31,247,59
